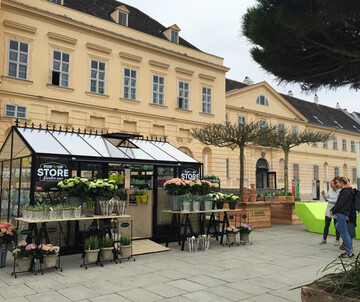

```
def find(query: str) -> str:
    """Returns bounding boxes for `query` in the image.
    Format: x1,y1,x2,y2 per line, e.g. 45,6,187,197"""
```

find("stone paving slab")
1,224,358,302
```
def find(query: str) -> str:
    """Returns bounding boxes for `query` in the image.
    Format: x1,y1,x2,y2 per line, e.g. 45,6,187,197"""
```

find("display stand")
115,220,135,262
80,250,103,270
38,254,62,274
11,257,37,278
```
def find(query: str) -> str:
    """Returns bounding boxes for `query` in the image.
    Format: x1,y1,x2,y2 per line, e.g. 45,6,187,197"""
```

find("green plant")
84,236,99,250
286,192,293,196
101,234,113,248
120,235,131,246
139,189,147,196
281,191,287,196
85,200,95,208
88,178,118,198
238,224,253,233
12,241,37,259
225,225,239,234
133,190,140,196
58,177,90,197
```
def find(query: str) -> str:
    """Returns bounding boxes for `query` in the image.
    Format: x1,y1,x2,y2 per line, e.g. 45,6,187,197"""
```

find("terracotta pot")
250,184,255,190
249,194,257,202
250,189,256,195
242,194,249,202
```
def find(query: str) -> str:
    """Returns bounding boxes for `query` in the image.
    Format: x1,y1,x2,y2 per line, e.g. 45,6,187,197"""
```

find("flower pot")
68,196,83,207
240,232,250,242
140,195,148,203
286,196,294,202
84,207,95,217
115,201,126,215
227,233,236,244
49,211,57,220
242,194,249,202
192,201,201,211
265,196,276,202
276,196,287,202
0,246,8,268
17,257,31,271
216,201,224,209
187,238,199,252
250,184,255,190
198,236,211,250
250,189,256,195
33,211,44,220
95,196,107,215
62,210,71,219
203,200,213,211
73,209,81,219
119,245,131,258
229,201,238,210
85,249,99,263
43,254,58,268
249,194,257,202
181,201,191,212
100,247,114,261
170,195,181,211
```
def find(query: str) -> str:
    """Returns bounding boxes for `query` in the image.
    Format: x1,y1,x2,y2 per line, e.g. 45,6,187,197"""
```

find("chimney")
336,102,340,109
243,76,253,85
314,94,319,104
288,90,293,96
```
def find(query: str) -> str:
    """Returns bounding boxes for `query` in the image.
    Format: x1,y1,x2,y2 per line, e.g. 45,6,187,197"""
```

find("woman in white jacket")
320,177,340,245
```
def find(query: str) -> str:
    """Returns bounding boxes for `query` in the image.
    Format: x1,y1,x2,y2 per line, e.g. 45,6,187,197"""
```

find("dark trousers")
323,216,340,240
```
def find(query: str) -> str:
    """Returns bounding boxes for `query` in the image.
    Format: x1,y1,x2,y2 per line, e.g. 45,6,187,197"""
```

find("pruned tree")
242,0,360,91
191,121,275,195
258,127,333,191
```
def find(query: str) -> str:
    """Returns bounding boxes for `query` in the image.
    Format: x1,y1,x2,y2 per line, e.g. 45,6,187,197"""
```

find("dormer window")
111,5,129,27
171,30,178,43
163,24,180,44
48,0,63,4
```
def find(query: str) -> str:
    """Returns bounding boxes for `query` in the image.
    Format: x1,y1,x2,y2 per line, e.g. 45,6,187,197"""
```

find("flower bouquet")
39,244,60,268
0,222,17,247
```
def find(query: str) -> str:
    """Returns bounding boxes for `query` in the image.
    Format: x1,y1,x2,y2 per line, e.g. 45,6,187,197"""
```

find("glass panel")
12,131,31,159
1,161,10,221
118,147,154,160
151,141,198,163
8,63,17,77
18,128,69,155
9,159,20,223
9,40,18,50
9,52,17,61
0,134,13,161
156,167,174,225
20,157,31,216
62,53,69,62
20,42,28,52
80,135,128,158
53,51,61,60
51,132,100,157
130,140,176,162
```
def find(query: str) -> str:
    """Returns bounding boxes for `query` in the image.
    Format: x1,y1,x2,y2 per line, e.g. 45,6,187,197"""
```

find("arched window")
202,147,212,176
256,95,269,106
179,147,193,157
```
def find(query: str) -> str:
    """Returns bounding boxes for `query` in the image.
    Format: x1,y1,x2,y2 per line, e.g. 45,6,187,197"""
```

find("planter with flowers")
39,244,60,269
12,240,37,272
88,178,118,214
0,222,17,268
209,192,225,209
163,178,191,211
239,224,253,243
225,225,239,245
225,194,240,210
58,177,90,206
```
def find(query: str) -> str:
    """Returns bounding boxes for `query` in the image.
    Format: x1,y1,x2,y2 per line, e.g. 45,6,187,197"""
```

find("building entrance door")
256,158,269,189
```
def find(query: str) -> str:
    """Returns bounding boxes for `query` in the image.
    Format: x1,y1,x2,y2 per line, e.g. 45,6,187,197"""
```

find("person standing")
330,176,355,258
320,178,340,245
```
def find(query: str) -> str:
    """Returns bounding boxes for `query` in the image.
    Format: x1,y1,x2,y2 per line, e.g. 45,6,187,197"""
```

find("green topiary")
120,234,131,246
84,235,99,250
101,234,113,248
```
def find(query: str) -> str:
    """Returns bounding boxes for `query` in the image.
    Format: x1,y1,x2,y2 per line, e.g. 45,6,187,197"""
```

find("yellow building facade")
0,0,359,198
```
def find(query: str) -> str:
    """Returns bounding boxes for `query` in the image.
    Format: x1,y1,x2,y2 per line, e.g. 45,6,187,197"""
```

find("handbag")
347,222,356,238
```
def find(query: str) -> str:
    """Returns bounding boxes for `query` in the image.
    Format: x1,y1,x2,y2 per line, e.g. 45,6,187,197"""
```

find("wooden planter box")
223,202,271,228
265,196,276,202
276,196,287,202
302,284,360,302
270,201,302,225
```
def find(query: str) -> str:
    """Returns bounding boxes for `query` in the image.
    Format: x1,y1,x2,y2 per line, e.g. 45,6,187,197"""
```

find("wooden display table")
270,201,303,225
162,209,241,250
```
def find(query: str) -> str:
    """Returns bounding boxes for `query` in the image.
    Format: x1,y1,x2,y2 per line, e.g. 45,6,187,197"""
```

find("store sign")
37,162,69,182
180,168,199,180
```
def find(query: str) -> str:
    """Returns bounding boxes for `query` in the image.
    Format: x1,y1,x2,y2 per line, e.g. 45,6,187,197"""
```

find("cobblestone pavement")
1,224,356,302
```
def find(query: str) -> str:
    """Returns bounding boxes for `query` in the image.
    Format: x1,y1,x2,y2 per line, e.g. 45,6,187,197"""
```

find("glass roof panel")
50,132,100,157
118,147,154,160
12,131,31,159
0,134,12,161
151,141,199,163
81,135,129,158
17,128,69,155
129,139,176,162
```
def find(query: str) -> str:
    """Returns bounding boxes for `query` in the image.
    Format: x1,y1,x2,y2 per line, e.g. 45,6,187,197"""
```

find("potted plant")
71,206,82,218
32,205,45,220
209,192,225,209
99,199,115,216
88,178,118,214
61,205,72,219
189,179,213,196
201,195,214,211
12,240,37,272
39,243,60,268
119,234,131,258
239,224,253,242
133,190,141,202
84,200,95,217
225,225,239,244
285,192,294,202
178,194,192,212
84,235,100,263
58,177,90,206
276,191,287,202
0,222,16,268
264,192,276,202
163,178,190,211
139,189,148,203
226,194,239,209
100,234,114,261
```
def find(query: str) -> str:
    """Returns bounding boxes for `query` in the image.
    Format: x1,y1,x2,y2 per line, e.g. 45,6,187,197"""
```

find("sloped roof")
225,78,360,134
62,0,199,50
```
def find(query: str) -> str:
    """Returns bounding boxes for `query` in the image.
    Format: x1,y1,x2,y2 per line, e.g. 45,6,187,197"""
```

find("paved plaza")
0,224,356,302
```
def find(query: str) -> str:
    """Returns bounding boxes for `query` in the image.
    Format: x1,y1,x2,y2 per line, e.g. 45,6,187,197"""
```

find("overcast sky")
121,0,360,112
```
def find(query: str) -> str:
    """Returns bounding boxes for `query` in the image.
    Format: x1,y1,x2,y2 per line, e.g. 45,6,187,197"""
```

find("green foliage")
101,234,113,248
84,236,99,250
242,0,360,91
85,200,95,208
133,190,140,196
120,235,131,246
58,177,89,197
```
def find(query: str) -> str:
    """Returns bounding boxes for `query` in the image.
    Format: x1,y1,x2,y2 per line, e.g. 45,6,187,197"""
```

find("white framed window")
351,141,355,152
178,81,189,110
256,95,269,106
293,164,299,180
238,116,245,129
259,119,267,130
123,68,137,100
334,167,339,177
202,87,211,114
314,165,319,180
90,60,106,94
5,104,27,119
118,11,127,26
225,113,229,124
292,126,298,135
353,168,357,182
171,30,178,43
152,75,164,105
312,142,318,147
333,137,338,149
323,140,328,148
342,139,347,151
8,39,29,80
51,50,70,87
278,123,284,131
